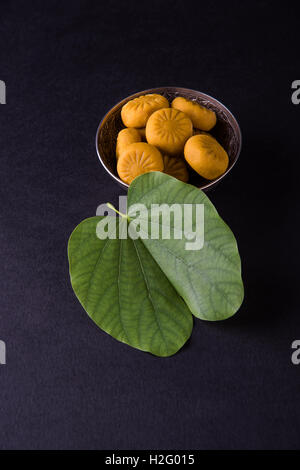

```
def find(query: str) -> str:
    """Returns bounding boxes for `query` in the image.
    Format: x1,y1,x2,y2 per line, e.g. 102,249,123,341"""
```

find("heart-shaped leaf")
68,217,193,356
128,172,244,321
68,172,244,356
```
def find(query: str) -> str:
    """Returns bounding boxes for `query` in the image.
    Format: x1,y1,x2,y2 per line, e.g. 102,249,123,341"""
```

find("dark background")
0,0,299,450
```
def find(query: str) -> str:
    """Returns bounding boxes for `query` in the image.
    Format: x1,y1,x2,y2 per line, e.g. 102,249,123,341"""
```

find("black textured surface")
0,0,299,450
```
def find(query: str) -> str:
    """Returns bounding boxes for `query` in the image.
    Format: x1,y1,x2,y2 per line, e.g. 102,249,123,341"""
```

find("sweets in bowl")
96,87,241,189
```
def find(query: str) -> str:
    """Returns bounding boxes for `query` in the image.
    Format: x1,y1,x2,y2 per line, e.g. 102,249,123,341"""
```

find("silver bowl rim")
95,86,242,191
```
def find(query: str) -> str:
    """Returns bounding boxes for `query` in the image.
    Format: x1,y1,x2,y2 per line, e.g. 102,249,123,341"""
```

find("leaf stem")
106,202,129,220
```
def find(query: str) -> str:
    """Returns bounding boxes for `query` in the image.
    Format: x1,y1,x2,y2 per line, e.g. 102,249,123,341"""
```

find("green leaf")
68,217,193,357
68,172,244,356
128,172,244,321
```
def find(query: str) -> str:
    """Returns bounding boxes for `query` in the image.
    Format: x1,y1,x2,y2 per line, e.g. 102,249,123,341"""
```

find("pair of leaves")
68,172,244,356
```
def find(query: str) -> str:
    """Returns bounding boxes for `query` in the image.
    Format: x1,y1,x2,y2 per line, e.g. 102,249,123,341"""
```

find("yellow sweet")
172,96,217,131
146,108,193,156
116,128,141,159
162,155,189,182
117,142,164,185
184,134,229,180
121,94,169,128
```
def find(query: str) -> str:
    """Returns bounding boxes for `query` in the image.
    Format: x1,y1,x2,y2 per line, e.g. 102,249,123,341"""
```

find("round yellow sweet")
117,142,164,185
146,108,193,156
116,128,141,159
121,94,169,128
184,134,229,180
172,96,217,131
162,155,189,182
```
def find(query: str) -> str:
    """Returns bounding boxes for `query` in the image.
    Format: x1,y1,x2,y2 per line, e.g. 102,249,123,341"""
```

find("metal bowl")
96,87,242,191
